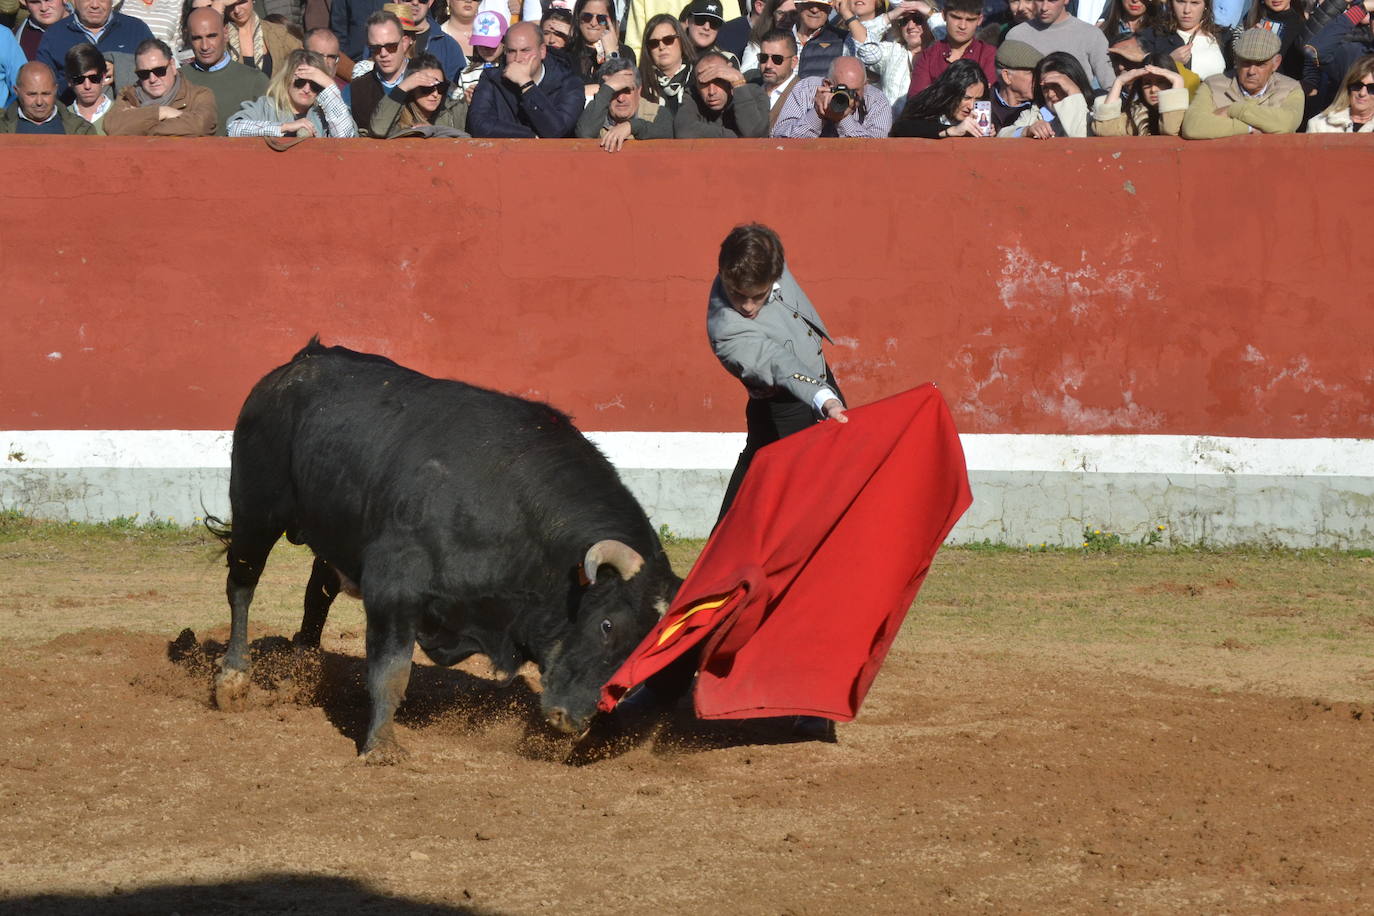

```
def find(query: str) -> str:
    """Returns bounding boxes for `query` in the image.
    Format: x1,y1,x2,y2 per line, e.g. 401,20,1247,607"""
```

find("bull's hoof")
214,666,251,712
360,738,408,767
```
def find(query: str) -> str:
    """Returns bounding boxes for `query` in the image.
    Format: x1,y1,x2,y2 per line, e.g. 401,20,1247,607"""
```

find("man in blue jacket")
36,0,153,94
467,19,583,137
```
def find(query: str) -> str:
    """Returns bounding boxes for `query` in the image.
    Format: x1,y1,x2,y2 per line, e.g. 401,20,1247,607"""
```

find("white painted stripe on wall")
2,430,1372,477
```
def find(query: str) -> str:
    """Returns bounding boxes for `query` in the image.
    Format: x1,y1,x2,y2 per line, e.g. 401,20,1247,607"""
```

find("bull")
211,340,681,763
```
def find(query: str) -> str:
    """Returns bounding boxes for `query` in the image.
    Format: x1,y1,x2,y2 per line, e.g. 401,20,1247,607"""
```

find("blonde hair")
1322,53,1374,119
265,48,331,114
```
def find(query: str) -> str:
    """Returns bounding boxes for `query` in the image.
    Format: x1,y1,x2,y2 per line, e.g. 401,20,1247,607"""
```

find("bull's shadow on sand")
3,873,484,915
168,631,830,765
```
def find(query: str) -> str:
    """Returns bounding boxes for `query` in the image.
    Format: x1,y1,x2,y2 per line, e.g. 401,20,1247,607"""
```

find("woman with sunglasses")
1306,53,1374,131
370,51,471,135
568,0,635,85
841,0,932,109
637,13,695,112
227,47,358,135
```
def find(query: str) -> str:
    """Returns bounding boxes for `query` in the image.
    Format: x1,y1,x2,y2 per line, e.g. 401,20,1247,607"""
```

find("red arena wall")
2,134,1370,438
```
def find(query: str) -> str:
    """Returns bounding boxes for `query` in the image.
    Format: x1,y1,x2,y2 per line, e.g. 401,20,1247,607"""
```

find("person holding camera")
769,54,891,137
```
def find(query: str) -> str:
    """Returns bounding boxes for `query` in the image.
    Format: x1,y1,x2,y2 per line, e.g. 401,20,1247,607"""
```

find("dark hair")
695,49,729,70
638,13,695,100
719,223,785,291
408,51,445,77
1032,50,1093,106
903,57,987,120
366,9,405,32
569,0,619,80
542,7,574,28
64,42,106,82
1099,0,1156,40
751,0,797,46
1160,0,1224,40
135,38,174,61
944,0,982,17
758,27,797,55
1244,0,1308,27
1121,50,1177,132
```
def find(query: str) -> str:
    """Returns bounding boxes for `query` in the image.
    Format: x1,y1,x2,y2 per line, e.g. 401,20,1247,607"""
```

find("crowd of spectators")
1,0,1370,138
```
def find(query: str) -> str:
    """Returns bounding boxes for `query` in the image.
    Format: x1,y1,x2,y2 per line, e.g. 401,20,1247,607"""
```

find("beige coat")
104,78,218,136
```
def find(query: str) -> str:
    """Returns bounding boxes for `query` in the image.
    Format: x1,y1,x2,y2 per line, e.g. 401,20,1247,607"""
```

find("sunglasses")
135,64,170,80
1349,80,1374,95
292,77,326,92
416,80,449,95
645,33,677,49
580,11,609,23
367,40,402,54
72,71,102,85
691,14,719,26
760,53,791,65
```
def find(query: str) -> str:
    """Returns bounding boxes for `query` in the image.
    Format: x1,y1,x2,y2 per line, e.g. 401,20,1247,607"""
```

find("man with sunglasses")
349,9,412,134
0,60,96,132
755,27,798,130
181,8,269,136
15,0,69,60
104,37,216,134
35,0,153,94
1181,27,1302,137
467,19,584,136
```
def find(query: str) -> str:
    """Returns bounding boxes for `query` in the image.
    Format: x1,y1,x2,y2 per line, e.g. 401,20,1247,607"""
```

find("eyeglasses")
580,11,609,24
367,40,402,54
416,80,448,95
72,71,102,85
292,77,325,92
691,14,719,27
322,53,341,63
135,64,170,80
760,53,791,65
1349,80,1374,95
645,34,677,49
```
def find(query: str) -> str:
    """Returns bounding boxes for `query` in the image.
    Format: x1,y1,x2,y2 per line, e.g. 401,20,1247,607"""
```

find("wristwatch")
520,80,535,92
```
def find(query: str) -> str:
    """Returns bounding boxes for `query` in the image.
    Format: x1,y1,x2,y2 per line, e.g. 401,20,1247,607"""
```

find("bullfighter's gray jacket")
706,263,841,415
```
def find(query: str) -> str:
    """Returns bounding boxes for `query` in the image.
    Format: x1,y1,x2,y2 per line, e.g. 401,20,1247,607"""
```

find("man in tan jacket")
104,38,217,136
1181,27,1302,139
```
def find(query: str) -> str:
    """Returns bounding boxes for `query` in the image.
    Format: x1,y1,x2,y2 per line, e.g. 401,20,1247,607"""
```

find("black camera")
827,85,853,117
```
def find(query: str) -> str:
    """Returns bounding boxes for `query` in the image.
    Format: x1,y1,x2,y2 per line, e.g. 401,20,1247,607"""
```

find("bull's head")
540,538,680,735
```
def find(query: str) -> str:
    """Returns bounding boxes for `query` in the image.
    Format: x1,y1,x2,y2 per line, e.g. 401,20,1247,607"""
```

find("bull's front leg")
359,596,419,765
215,529,279,711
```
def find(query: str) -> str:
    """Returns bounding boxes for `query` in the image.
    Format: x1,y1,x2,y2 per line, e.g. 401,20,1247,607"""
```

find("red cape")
600,383,973,721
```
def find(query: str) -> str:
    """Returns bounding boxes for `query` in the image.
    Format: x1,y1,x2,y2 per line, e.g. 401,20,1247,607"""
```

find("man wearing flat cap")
989,38,1040,132
1182,27,1302,138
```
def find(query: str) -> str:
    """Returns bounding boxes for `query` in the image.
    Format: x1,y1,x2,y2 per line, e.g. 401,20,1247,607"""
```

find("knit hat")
383,2,420,30
995,40,1043,70
472,9,508,46
1233,27,1281,62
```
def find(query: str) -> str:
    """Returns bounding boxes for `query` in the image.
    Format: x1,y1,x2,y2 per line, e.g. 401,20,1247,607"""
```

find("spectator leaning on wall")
181,9,270,136
1182,26,1302,136
674,47,769,136
575,56,672,150
0,59,97,132
467,20,585,136
104,37,218,134
988,37,1042,130
771,54,892,136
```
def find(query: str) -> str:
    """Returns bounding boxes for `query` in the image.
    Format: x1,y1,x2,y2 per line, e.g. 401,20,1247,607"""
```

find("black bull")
211,341,681,762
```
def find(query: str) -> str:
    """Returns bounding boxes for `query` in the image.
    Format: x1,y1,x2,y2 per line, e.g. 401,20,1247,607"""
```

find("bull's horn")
584,540,644,583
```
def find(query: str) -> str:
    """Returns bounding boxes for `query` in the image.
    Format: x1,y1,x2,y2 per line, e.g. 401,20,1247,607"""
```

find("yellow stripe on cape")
656,594,734,647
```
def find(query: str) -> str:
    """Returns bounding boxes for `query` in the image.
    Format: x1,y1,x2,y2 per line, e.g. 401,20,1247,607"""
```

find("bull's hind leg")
295,556,341,649
214,527,281,711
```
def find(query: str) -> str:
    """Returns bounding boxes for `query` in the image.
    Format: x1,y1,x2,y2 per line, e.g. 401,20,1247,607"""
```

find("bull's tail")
203,512,232,560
